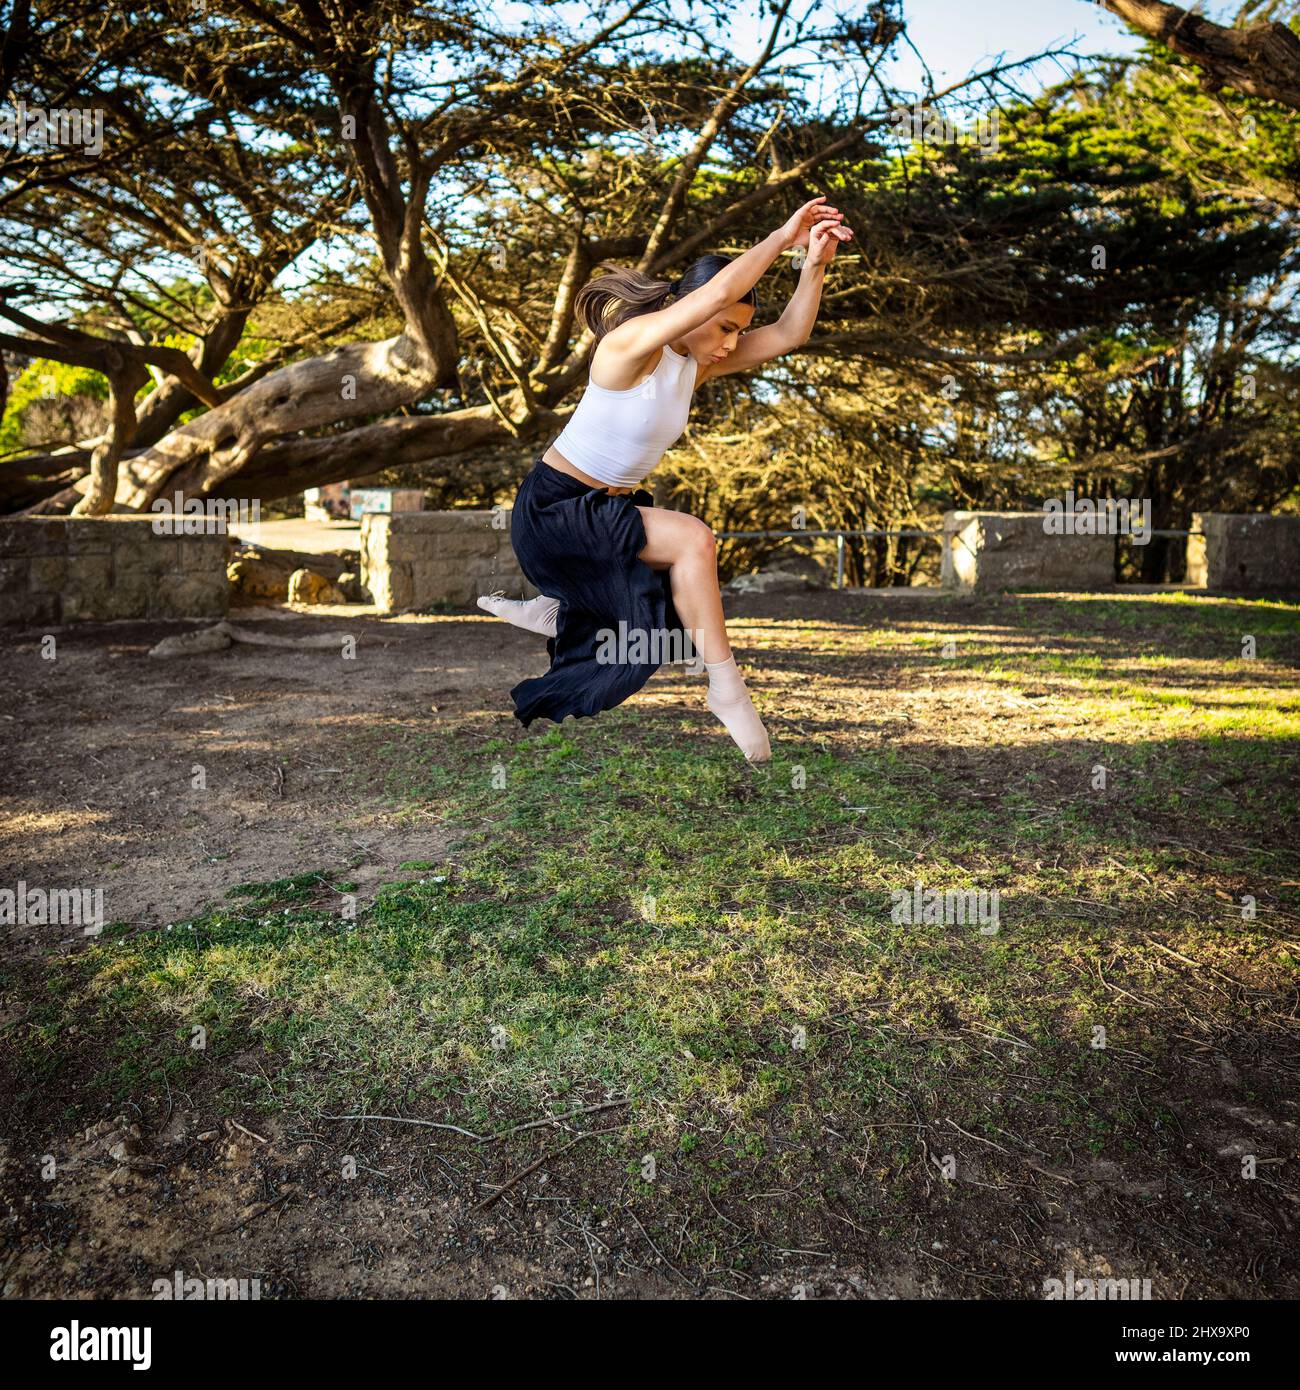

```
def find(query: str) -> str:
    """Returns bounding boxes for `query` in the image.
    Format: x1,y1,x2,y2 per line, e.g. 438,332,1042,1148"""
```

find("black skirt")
508,455,691,727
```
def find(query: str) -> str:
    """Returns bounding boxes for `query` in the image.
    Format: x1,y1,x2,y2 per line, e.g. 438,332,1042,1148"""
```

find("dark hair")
574,254,759,340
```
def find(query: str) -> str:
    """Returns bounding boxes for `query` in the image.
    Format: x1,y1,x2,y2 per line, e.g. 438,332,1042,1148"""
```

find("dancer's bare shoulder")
589,330,662,391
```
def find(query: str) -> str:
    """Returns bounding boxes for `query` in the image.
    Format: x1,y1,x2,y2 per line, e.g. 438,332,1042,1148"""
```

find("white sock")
704,655,771,762
477,591,560,636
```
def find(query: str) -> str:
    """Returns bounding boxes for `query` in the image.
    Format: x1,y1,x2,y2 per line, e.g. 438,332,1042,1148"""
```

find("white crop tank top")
550,342,698,489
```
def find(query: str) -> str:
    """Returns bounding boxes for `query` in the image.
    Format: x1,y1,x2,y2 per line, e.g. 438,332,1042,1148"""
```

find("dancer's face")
679,301,755,367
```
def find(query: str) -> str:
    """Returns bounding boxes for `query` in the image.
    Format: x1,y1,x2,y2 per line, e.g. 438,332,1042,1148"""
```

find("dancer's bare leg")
634,508,731,660
636,506,770,762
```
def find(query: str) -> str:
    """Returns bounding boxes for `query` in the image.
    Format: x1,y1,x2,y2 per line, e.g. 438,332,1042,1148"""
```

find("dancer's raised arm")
599,196,847,364
698,212,852,382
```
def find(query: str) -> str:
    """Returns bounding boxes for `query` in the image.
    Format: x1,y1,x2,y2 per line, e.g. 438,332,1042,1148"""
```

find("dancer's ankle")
704,653,748,702
703,656,770,761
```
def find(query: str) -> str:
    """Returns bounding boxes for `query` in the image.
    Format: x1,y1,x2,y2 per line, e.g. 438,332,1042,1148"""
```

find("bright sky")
877,0,1144,87
504,0,1151,99
704,0,1150,126
688,0,1241,85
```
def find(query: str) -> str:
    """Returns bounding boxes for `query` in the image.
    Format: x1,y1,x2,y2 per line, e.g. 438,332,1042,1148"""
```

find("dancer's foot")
477,590,560,636
704,655,771,762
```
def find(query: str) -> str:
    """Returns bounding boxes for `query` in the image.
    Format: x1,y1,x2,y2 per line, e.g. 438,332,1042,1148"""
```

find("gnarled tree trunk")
97,334,441,511
71,354,149,515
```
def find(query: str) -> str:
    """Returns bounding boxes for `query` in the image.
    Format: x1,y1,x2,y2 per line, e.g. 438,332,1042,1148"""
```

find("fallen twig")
485,1099,630,1144
472,1132,593,1214
318,1113,485,1140
207,1190,294,1237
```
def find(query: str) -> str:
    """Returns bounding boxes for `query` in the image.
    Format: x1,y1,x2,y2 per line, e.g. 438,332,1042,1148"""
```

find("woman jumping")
478,195,853,762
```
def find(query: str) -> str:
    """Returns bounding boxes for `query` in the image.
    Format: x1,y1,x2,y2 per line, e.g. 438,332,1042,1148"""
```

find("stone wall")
360,509,537,612
1187,514,1300,593
942,511,1116,593
0,517,230,625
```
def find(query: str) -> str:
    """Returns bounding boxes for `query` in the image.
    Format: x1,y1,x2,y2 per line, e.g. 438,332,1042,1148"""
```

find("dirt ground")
1,590,1297,1300
0,603,483,937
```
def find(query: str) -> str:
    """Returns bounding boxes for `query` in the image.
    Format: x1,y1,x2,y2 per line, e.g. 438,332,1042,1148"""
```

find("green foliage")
0,360,108,455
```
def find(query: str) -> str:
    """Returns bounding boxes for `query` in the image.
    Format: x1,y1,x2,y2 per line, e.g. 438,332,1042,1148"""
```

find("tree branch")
1098,0,1300,110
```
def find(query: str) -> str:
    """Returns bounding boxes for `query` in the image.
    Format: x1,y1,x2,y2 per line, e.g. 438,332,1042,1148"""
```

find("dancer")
480,195,853,762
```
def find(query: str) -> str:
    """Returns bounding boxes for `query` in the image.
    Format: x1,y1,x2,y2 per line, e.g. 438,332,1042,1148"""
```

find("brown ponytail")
573,255,759,341
574,264,679,340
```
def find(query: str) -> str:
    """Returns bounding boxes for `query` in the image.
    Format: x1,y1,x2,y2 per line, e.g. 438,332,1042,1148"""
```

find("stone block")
383,536,436,563
0,519,68,557
148,577,230,619
439,535,497,559
0,519,227,621
104,516,171,545
180,536,231,572
63,520,116,554
443,580,476,605
0,559,28,593
370,565,414,613
0,591,58,625
28,555,68,592
114,538,181,573
411,510,491,534
73,552,114,593
372,512,443,535
462,554,510,578
942,512,1116,593
95,576,156,619
363,509,531,610
407,561,452,592
1192,514,1300,593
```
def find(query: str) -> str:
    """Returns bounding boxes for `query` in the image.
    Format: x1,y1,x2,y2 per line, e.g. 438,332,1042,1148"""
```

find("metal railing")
715,527,942,590
714,526,1203,590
